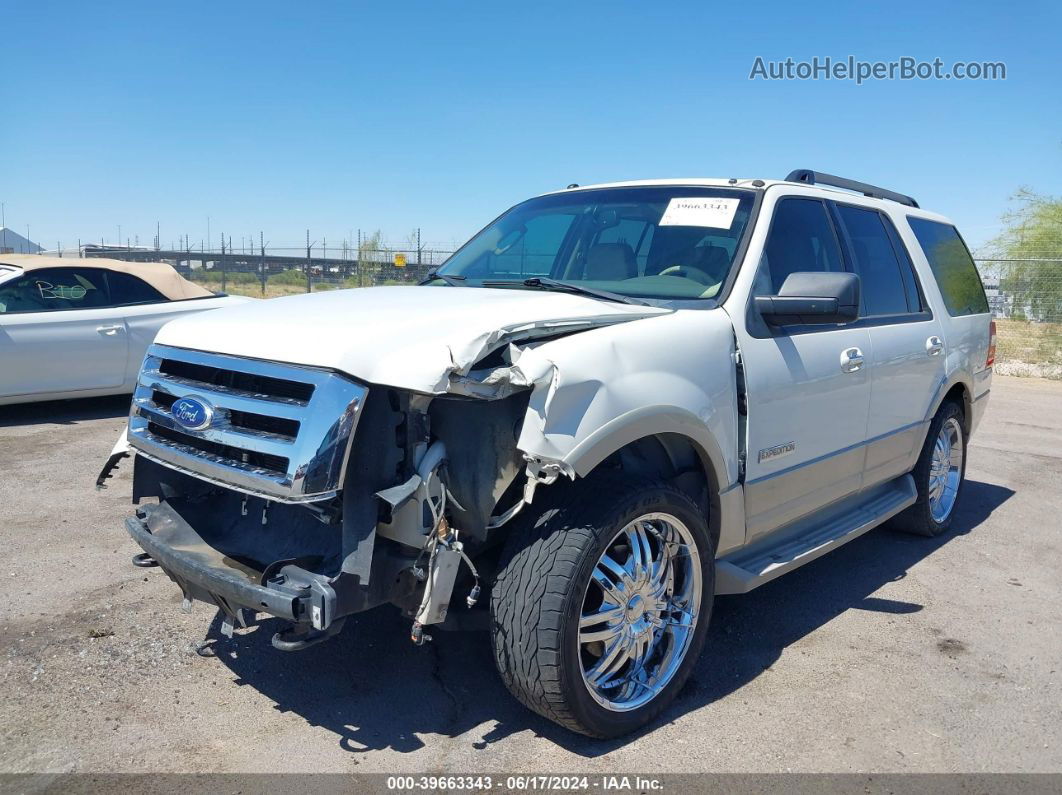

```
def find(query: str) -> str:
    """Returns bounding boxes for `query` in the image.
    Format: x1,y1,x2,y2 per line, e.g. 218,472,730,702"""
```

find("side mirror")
754,271,860,326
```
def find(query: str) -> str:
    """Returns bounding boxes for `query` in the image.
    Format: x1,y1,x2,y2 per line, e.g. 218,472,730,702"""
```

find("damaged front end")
111,341,547,649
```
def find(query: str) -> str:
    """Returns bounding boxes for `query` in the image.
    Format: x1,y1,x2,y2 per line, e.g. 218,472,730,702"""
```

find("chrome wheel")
578,512,702,712
929,417,964,522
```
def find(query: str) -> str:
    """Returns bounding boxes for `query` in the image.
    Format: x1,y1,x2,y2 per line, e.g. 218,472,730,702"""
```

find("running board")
716,475,917,594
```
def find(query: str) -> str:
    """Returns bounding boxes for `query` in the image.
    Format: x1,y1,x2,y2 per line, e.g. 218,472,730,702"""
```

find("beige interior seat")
584,242,637,280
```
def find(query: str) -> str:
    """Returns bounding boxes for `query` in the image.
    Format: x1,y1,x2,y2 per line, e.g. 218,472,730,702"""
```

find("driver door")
0,266,129,399
733,197,872,542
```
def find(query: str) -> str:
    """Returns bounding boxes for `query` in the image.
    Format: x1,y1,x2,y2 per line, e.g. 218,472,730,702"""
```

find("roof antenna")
566,183,579,189
728,178,738,185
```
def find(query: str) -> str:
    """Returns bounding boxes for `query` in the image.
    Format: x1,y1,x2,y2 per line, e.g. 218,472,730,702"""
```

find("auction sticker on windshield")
659,196,740,229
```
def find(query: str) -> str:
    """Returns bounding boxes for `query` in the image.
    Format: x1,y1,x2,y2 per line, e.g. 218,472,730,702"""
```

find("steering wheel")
658,265,713,285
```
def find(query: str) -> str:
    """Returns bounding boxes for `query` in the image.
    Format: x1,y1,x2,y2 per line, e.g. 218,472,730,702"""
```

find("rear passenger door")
831,202,945,488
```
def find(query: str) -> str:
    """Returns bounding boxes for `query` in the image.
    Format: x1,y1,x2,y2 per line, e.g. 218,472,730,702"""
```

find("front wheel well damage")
580,432,720,550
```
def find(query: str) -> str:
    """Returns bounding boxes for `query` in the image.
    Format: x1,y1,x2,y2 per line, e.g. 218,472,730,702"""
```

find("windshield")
437,186,755,300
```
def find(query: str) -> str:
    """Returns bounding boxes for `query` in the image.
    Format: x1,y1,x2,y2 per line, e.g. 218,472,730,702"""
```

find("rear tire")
490,473,715,738
892,400,967,537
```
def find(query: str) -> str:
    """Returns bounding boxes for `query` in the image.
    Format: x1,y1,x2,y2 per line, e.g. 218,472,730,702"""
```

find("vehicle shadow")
0,394,132,427
205,478,1013,758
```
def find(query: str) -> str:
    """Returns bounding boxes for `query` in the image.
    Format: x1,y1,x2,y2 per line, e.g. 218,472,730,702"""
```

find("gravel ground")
0,376,1059,774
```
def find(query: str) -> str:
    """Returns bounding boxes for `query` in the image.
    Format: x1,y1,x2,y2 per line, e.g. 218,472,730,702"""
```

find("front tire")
893,400,968,537
490,474,715,738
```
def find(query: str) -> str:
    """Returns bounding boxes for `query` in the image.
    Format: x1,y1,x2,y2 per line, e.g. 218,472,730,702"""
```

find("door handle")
840,347,864,373
926,336,944,356
96,324,124,336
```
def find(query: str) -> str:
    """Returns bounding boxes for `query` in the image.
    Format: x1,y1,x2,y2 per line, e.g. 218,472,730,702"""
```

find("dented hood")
153,285,669,393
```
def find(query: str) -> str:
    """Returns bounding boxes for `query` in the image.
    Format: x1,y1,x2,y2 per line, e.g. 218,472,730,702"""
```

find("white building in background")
0,228,42,254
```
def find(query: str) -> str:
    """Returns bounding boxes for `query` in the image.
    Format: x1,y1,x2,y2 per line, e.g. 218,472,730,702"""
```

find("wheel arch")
926,375,974,435
559,408,744,555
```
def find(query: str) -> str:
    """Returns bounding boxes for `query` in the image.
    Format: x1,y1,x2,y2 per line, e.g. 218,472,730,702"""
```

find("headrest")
585,242,637,281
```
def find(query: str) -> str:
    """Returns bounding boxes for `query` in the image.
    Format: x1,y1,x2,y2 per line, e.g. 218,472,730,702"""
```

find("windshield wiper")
420,270,466,287
481,277,649,306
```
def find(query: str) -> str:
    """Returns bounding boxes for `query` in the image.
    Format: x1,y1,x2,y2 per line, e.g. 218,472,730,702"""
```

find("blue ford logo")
170,396,214,431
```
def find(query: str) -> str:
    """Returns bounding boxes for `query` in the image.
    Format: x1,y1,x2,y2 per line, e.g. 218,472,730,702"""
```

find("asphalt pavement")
0,376,1059,775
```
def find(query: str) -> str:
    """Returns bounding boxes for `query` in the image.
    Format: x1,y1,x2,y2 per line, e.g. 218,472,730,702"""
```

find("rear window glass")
907,218,989,316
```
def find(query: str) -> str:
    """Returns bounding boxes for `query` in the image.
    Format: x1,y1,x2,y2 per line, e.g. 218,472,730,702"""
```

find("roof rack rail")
785,169,919,208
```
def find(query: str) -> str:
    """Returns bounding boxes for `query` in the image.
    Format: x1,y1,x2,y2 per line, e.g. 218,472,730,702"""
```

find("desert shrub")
268,269,309,286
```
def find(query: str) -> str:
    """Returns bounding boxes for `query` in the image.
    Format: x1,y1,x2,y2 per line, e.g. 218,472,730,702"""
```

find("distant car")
0,255,250,405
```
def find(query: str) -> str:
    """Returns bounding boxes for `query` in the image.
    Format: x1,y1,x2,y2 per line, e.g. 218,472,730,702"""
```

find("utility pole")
306,229,312,293
156,221,161,251
260,230,266,296
117,225,121,247
356,229,361,287
206,216,211,252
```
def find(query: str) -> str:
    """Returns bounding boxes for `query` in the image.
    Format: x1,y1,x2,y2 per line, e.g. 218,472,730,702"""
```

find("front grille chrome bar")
128,344,369,502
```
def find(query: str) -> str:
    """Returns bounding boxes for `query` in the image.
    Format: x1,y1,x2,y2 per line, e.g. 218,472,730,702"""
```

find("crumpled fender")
513,308,741,490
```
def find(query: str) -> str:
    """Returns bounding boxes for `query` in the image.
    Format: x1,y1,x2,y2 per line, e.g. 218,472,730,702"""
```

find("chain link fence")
175,246,448,299
976,258,1062,379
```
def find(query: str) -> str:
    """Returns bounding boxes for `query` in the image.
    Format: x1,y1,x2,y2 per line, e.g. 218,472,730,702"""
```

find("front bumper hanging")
125,502,338,630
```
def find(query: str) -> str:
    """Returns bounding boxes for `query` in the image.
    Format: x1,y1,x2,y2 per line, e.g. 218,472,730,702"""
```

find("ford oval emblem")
170,396,214,431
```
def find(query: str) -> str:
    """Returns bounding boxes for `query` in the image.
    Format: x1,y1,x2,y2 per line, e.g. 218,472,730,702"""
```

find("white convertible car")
0,255,250,405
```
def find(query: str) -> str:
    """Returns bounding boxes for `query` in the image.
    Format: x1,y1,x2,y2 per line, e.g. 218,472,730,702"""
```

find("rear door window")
835,205,912,317
907,218,989,316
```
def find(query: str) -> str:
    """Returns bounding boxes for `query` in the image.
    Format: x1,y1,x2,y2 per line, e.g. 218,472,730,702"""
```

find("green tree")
359,229,384,262
987,189,1062,322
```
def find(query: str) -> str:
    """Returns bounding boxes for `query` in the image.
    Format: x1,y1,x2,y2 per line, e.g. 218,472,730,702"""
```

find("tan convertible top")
0,254,214,300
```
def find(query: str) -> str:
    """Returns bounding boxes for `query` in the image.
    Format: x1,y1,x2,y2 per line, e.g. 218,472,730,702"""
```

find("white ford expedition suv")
106,170,994,737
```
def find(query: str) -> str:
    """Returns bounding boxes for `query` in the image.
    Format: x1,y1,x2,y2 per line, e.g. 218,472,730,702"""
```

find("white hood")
154,285,669,393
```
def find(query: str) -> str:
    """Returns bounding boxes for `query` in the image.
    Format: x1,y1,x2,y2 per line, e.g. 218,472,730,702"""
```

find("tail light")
986,320,997,368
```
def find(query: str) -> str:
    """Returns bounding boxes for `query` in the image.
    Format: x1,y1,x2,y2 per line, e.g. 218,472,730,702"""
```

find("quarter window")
106,271,167,306
836,205,911,316
759,198,844,294
907,218,989,316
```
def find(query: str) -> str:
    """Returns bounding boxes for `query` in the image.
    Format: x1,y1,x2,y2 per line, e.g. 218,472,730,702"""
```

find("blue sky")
2,1,1059,253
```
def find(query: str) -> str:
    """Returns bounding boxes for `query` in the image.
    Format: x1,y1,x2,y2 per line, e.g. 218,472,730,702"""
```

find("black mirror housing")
755,271,860,326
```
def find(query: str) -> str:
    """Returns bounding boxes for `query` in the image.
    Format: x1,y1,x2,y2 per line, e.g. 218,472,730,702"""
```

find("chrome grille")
128,344,368,502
